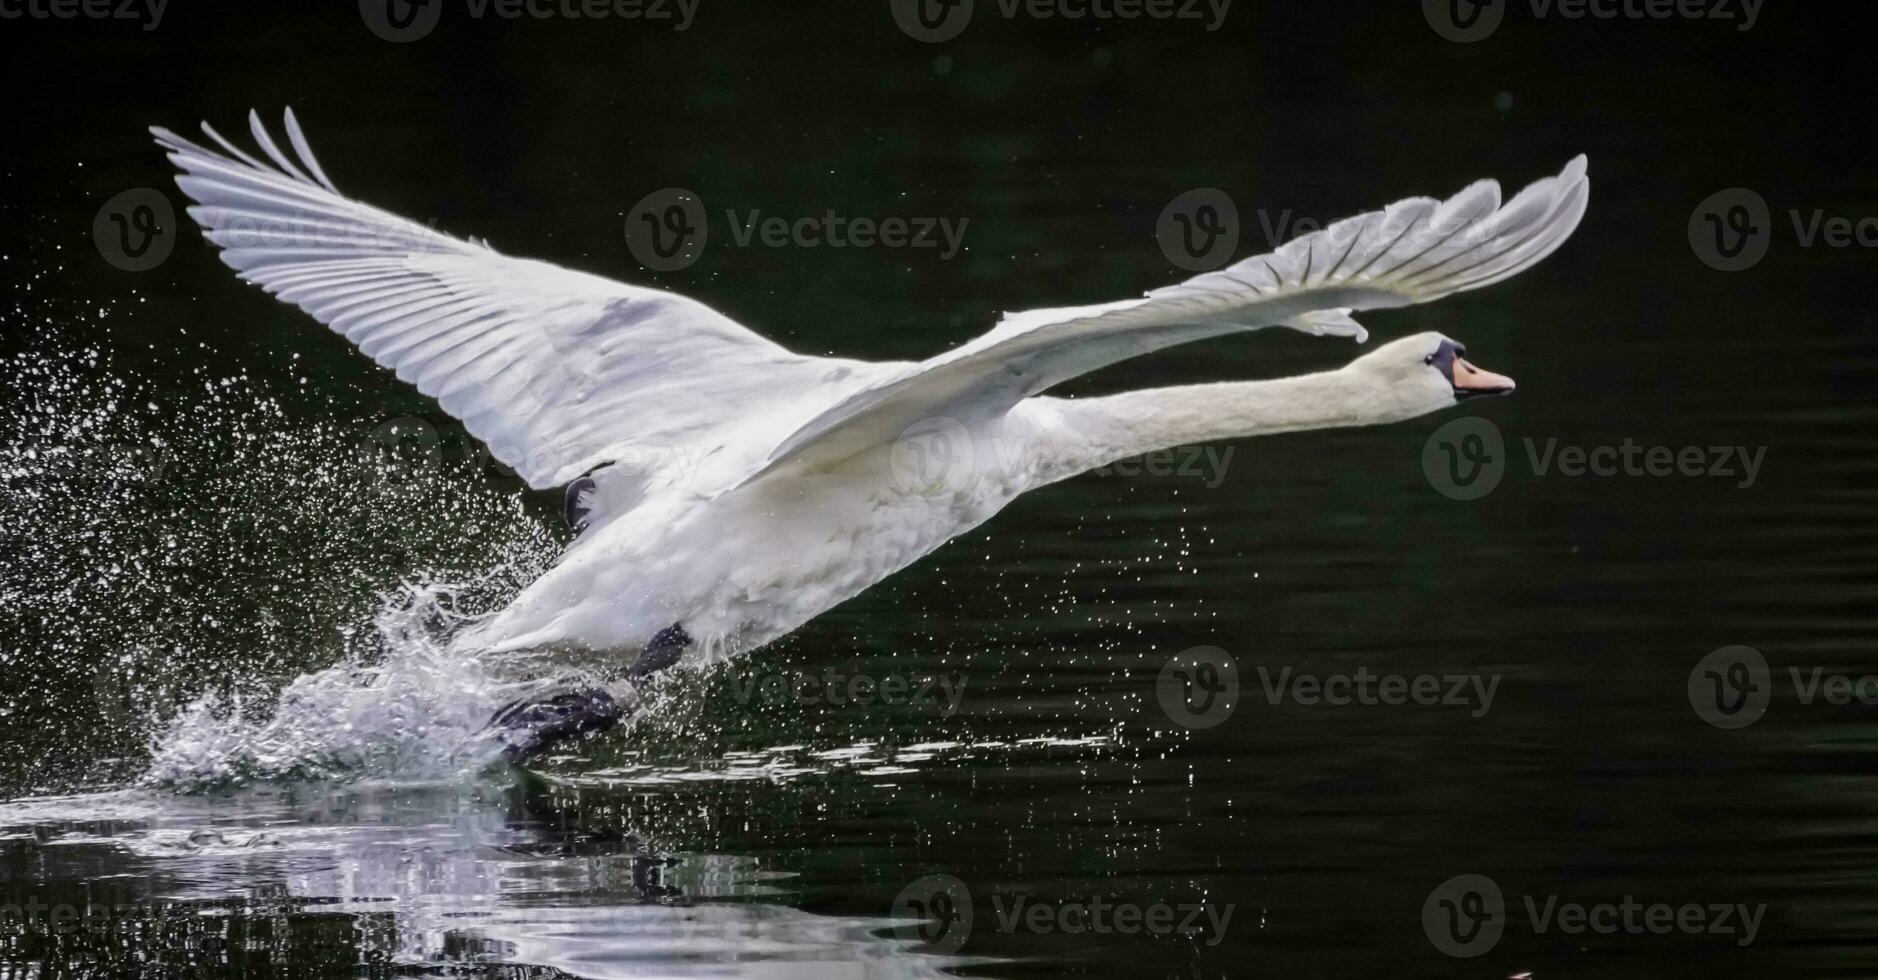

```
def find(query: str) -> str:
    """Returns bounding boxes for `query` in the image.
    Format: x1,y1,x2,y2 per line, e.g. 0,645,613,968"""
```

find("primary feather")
154,110,895,493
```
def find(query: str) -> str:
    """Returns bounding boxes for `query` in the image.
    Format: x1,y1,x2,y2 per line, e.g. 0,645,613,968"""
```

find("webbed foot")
487,622,691,763
490,685,636,762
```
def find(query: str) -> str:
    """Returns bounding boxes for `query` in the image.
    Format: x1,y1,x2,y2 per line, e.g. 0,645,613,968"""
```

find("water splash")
141,581,545,789
1,258,1129,796
0,278,566,791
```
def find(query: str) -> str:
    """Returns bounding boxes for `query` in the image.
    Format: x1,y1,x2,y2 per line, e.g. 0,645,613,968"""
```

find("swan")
152,110,1587,757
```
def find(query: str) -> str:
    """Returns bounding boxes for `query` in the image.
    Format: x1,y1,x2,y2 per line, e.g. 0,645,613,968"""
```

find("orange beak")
1451,355,1516,398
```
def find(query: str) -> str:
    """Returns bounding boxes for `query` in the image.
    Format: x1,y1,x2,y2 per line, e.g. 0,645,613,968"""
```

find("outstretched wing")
156,109,877,491
746,156,1589,484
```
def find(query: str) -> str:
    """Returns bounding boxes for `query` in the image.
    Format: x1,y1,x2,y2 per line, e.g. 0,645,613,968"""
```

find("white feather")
155,111,895,493
749,155,1587,483
158,110,1587,661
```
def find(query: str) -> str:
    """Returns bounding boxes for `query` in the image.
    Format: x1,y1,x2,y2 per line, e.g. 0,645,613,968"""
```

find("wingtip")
1563,153,1589,182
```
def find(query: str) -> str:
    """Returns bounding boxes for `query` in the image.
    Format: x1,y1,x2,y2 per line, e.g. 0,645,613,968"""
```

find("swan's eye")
1424,354,1437,365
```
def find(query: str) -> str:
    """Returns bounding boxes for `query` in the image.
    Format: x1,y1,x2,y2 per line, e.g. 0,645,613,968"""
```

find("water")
3,3,1877,977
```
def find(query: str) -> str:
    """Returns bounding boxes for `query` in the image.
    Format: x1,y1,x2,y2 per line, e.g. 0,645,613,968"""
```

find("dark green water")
2,3,1876,977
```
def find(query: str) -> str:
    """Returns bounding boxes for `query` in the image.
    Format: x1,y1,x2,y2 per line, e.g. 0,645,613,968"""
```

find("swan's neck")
1028,368,1389,487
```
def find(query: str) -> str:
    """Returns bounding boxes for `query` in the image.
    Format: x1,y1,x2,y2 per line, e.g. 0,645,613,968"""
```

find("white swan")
154,111,1586,752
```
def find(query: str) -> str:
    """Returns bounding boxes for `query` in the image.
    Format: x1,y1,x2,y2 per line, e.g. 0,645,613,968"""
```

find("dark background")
3,2,1877,978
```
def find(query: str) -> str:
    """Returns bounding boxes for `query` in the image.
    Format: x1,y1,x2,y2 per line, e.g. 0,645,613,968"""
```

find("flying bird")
154,110,1587,758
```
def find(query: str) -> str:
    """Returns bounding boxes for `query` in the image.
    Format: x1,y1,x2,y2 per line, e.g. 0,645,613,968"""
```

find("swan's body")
471,364,1480,661
155,111,1588,680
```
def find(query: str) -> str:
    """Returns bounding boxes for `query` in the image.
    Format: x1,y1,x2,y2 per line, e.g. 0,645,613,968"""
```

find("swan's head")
1348,331,1515,418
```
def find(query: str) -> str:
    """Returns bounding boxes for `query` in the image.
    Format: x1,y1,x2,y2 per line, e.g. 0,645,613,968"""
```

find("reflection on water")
0,783,963,978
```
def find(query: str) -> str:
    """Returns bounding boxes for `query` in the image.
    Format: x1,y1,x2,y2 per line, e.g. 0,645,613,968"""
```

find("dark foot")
626,622,693,681
490,623,689,763
490,687,633,762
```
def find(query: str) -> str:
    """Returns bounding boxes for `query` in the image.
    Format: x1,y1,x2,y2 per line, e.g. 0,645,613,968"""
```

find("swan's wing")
744,156,1589,483
155,109,865,491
